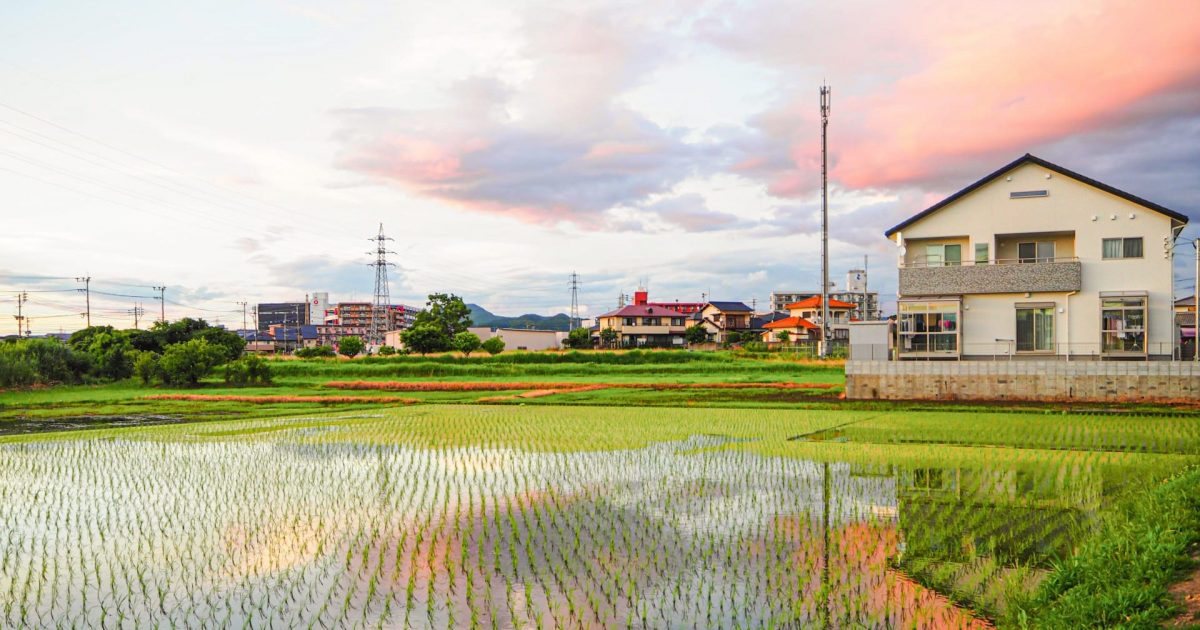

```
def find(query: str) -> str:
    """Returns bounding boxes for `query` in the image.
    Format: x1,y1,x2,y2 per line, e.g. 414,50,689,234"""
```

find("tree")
194,326,246,362
684,325,709,345
565,327,592,349
600,327,617,349
377,345,397,356
157,339,225,386
73,328,136,380
400,323,447,356
134,352,160,385
481,336,505,356
414,293,472,338
338,336,365,358
776,330,791,344
223,355,271,386
453,331,482,357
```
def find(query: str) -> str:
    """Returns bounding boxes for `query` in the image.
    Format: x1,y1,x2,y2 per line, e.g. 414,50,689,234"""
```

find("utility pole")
14,291,27,337
1194,239,1198,362
76,276,91,328
819,83,831,357
367,223,396,346
129,303,144,329
237,301,248,333
568,272,581,331
153,286,166,323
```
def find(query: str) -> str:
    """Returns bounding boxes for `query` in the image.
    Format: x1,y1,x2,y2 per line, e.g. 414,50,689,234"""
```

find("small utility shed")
848,321,892,361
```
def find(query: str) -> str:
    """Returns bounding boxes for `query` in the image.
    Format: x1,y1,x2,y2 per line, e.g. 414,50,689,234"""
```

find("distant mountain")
467,304,573,332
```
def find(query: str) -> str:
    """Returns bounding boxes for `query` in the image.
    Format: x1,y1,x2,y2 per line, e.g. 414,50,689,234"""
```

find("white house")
886,154,1188,360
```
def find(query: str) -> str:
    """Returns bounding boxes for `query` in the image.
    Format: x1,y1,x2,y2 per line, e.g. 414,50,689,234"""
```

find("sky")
1,0,1198,333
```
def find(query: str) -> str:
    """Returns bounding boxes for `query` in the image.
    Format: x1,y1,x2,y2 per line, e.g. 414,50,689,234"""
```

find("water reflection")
0,432,1121,628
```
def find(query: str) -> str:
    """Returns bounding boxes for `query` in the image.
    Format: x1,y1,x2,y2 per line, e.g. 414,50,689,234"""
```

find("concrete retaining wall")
845,360,1200,402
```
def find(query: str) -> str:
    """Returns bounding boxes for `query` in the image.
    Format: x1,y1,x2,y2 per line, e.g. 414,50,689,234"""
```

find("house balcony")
899,258,1082,296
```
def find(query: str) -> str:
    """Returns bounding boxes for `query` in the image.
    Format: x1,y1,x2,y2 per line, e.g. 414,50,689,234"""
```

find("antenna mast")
819,83,831,357
367,223,396,346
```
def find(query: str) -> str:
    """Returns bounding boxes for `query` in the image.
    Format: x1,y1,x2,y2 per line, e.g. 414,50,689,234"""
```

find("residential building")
886,153,1187,360
467,327,566,351
693,301,754,343
594,304,689,348
256,302,309,331
771,270,879,320
761,296,857,343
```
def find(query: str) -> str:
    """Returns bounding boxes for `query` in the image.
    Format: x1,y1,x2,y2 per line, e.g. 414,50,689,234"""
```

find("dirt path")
1166,547,1200,628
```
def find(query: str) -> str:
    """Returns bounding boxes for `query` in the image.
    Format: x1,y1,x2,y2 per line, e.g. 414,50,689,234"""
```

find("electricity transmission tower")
819,83,831,358
568,272,580,330
367,223,396,346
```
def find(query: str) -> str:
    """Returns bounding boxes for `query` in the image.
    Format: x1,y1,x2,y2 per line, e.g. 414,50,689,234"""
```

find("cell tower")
367,223,396,346
568,271,580,331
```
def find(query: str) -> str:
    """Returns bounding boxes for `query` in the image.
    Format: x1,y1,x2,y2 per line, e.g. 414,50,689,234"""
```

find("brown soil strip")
1166,549,1200,628
142,394,420,404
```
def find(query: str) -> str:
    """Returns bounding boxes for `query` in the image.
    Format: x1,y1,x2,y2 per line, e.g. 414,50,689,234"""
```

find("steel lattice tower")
367,223,395,346
568,271,580,330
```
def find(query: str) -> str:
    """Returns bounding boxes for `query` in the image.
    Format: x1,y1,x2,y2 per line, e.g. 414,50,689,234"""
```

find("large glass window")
1101,296,1146,354
1016,306,1054,352
974,243,989,264
899,301,960,355
1102,237,1143,260
1018,241,1055,263
923,244,962,267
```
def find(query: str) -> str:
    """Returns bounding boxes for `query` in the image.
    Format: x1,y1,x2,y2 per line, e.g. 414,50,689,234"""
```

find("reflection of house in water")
891,464,1104,614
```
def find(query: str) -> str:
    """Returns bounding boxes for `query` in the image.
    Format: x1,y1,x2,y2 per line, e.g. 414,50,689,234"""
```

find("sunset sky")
1,0,1198,332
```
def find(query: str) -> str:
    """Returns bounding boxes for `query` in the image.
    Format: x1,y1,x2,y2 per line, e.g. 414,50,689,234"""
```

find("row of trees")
0,318,250,388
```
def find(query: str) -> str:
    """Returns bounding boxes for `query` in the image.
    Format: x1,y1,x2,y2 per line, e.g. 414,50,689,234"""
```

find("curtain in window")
1103,238,1123,259
1123,237,1143,258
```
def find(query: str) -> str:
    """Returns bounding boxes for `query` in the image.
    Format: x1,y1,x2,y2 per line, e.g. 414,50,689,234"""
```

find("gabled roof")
785,296,857,310
596,304,688,318
704,301,753,312
764,316,818,330
750,311,791,329
884,153,1189,237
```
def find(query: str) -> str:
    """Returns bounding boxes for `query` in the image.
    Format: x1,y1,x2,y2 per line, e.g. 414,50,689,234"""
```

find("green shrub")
0,338,91,387
481,336,505,356
453,332,483,357
338,336,364,358
134,351,160,385
295,345,336,358
158,339,225,386
376,345,396,356
223,355,272,386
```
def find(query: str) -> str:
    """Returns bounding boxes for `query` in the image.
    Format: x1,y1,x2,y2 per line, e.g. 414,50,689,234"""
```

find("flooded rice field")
0,407,1179,628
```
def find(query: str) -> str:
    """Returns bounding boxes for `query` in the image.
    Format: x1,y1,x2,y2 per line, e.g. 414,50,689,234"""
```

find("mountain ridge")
467,303,572,332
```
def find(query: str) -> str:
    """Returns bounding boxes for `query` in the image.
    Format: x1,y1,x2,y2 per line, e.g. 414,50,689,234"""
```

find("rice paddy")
1,404,1196,628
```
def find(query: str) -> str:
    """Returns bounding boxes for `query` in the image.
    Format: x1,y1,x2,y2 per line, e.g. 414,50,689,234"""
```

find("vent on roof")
1010,190,1048,199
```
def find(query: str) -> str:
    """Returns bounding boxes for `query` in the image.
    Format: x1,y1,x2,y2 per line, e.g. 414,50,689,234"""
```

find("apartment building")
771,270,879,320
594,304,689,348
886,154,1187,360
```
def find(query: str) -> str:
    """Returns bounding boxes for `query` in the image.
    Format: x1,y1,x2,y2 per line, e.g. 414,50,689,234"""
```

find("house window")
1015,304,1055,352
670,317,684,326
623,317,636,326
924,244,961,267
898,300,960,356
642,317,661,326
1102,237,1143,260
1101,296,1146,354
974,243,989,264
1018,241,1055,263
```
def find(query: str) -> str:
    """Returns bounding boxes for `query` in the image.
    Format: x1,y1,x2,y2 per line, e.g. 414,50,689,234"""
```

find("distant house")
760,296,856,343
694,301,755,343
594,304,689,348
886,153,1187,360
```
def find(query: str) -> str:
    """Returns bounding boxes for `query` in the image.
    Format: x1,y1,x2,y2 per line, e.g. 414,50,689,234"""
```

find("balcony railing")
899,257,1081,296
